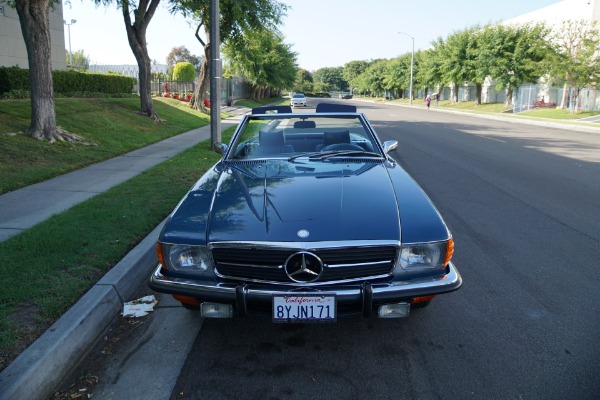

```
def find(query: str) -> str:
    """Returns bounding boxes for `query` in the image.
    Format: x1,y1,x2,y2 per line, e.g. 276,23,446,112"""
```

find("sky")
61,0,563,71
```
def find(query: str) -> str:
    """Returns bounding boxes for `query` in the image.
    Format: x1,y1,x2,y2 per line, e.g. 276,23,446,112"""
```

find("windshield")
228,114,382,161
293,94,305,98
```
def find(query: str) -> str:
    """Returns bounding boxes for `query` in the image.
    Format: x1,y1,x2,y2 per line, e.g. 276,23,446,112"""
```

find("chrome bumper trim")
149,262,462,304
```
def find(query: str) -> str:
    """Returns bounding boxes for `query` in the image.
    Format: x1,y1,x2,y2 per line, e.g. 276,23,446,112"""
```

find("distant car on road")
290,93,307,107
149,103,462,323
341,94,353,99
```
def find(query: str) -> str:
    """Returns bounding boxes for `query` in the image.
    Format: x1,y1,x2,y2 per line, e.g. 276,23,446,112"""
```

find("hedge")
0,67,136,96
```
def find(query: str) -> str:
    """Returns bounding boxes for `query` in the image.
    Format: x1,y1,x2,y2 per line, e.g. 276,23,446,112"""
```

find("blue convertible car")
149,103,461,322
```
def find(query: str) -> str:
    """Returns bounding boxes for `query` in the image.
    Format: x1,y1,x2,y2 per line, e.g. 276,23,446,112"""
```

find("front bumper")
148,262,462,317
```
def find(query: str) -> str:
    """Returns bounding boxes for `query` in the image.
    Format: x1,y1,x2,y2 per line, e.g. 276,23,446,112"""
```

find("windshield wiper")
287,152,323,161
288,150,383,162
309,150,383,160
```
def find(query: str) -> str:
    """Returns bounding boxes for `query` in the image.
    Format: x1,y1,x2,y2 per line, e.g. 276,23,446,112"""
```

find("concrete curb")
0,106,253,399
0,221,165,400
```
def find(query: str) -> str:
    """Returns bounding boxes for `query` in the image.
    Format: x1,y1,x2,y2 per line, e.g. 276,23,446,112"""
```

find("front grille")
212,246,396,283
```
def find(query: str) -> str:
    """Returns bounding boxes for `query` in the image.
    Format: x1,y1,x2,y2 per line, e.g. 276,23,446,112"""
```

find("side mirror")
382,140,398,154
214,142,228,155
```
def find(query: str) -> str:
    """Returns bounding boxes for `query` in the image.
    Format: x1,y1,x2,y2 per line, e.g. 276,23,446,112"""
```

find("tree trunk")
505,87,514,107
560,83,568,109
122,0,161,121
251,85,260,101
571,90,579,114
475,83,482,105
191,38,210,113
15,0,70,142
452,82,459,103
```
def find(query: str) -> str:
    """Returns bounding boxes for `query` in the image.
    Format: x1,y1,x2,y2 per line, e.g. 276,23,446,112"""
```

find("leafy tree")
166,46,201,78
223,27,296,100
343,60,369,91
464,26,490,105
293,68,313,93
383,54,412,98
313,67,347,92
437,30,471,103
415,49,442,98
361,59,389,97
484,23,550,106
8,0,81,142
66,49,90,71
546,19,600,112
171,0,288,112
95,0,161,120
173,61,196,81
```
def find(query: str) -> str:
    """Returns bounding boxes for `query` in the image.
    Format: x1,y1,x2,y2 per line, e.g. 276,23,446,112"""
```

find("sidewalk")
0,106,249,400
0,105,248,243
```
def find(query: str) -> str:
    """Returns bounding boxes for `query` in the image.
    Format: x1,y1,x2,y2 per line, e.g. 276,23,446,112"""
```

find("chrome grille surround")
210,241,399,286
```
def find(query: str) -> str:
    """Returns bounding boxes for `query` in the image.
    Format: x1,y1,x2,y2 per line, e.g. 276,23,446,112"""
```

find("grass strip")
0,97,210,195
0,126,235,370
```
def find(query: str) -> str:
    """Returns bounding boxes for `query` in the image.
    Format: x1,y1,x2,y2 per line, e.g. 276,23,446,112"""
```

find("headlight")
394,238,454,274
157,243,214,276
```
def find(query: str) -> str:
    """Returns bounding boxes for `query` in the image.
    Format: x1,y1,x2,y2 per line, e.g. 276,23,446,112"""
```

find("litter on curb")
122,295,158,318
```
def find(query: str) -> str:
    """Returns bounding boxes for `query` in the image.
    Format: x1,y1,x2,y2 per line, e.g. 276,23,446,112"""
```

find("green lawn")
0,96,241,370
518,107,600,119
0,124,235,371
0,97,210,195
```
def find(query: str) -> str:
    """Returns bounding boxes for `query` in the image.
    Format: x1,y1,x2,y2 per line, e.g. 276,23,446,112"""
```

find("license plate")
272,294,336,323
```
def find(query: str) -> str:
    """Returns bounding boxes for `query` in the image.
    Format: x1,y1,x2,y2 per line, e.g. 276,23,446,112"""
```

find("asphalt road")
76,100,600,400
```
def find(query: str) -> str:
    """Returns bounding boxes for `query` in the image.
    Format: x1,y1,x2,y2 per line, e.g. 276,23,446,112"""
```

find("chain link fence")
515,84,600,113
89,63,250,105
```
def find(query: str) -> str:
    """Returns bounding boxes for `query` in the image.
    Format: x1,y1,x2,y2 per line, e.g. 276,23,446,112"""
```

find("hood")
207,161,400,243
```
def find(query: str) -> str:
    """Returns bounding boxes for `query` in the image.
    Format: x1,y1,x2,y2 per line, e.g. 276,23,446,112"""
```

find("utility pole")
209,0,221,150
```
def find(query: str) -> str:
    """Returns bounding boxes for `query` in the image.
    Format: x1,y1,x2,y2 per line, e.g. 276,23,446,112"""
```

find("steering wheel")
320,143,364,152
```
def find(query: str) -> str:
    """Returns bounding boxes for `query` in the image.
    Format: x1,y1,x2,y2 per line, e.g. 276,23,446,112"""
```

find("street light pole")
64,19,77,66
209,0,221,150
398,32,414,105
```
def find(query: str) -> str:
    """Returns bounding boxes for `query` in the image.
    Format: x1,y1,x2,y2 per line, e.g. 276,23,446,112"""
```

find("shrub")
173,62,196,82
0,67,136,96
0,67,30,94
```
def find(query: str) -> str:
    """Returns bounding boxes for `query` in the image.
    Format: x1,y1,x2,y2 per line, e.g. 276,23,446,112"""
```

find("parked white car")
291,93,307,107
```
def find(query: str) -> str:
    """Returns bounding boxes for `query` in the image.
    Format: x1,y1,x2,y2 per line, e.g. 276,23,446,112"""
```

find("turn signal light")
156,242,166,267
444,238,455,266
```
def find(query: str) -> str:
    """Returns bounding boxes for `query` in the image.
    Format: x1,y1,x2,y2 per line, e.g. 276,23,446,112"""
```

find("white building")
0,2,67,70
504,0,599,26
